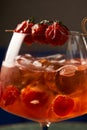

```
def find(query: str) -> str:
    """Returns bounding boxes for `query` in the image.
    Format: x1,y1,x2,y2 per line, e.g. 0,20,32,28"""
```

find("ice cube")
58,65,78,77
45,54,66,63
46,65,54,71
55,65,78,94
33,60,42,67
15,54,34,70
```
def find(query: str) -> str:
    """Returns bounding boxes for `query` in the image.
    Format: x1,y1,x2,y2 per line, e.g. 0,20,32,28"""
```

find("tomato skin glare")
32,23,48,44
52,95,74,116
15,20,34,44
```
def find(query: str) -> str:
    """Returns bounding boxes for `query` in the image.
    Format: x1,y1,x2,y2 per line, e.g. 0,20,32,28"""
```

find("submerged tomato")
52,95,74,116
2,85,20,106
21,86,49,109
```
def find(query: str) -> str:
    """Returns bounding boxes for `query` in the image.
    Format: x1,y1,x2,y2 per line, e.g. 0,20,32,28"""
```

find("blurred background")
0,0,87,125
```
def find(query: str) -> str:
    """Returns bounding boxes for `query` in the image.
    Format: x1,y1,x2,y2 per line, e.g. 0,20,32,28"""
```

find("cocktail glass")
0,31,87,130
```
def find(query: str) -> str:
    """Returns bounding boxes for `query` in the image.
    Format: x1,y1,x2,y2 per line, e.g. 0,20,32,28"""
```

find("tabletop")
0,122,87,130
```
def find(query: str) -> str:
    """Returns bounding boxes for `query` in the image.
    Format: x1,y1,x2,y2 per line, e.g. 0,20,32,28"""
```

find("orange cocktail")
1,55,87,123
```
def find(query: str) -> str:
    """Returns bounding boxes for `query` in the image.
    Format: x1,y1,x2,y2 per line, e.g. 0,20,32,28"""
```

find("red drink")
0,54,87,123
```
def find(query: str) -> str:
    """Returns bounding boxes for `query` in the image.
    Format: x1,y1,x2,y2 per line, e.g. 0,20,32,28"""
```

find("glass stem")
42,125,48,130
40,122,50,130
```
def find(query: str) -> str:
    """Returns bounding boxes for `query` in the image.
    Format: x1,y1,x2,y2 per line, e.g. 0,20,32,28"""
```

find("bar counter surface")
0,122,87,130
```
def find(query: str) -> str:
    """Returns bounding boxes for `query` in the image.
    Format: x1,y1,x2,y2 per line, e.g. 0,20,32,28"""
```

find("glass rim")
68,31,87,36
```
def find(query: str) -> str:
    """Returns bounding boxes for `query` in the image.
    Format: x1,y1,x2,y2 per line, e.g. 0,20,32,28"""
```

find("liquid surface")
0,54,87,123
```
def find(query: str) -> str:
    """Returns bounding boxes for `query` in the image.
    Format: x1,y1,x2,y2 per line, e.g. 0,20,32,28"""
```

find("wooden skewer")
5,30,14,32
5,29,87,36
